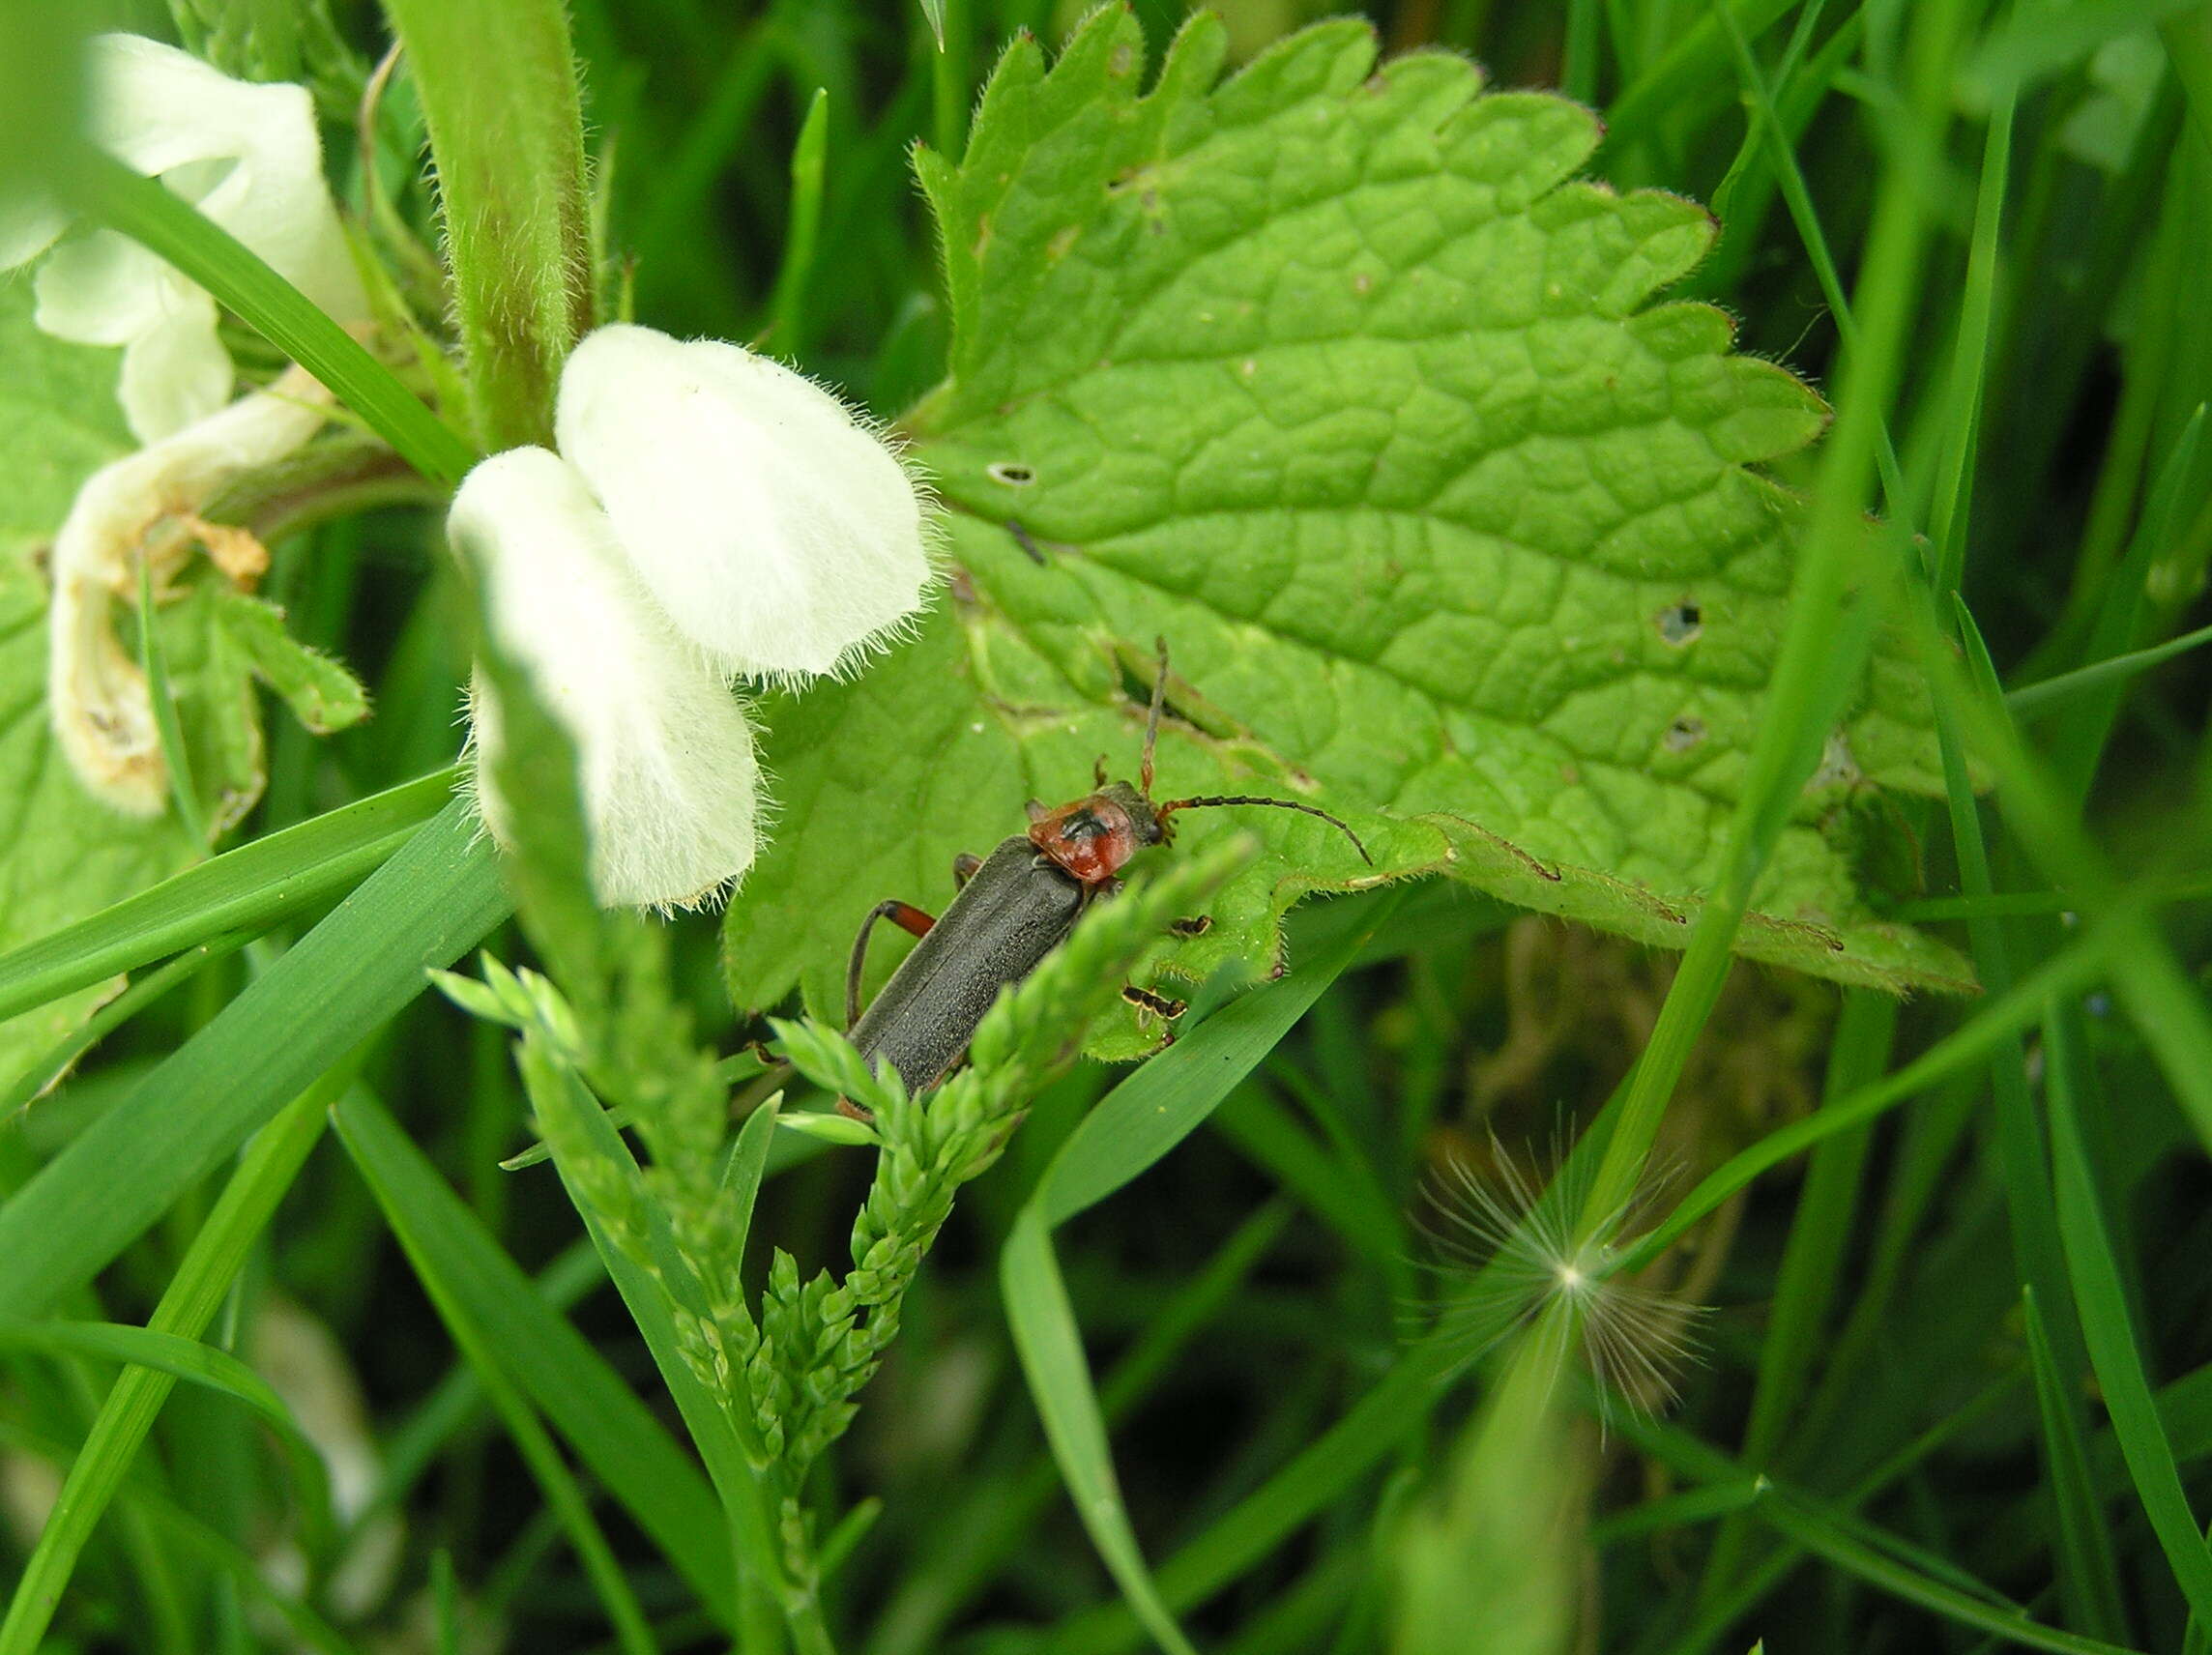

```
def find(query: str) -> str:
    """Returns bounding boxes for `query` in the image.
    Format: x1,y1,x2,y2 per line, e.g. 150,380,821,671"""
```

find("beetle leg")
1122,984,1186,1020
1093,753,1110,789
952,852,983,889
1169,916,1212,938
847,899,938,1029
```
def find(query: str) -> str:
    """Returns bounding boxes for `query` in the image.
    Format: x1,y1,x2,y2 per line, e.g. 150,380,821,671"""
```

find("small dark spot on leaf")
1664,716,1705,752
986,462,1035,487
1655,601,1703,646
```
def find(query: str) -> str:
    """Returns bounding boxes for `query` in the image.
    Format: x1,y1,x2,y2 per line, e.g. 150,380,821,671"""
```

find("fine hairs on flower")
1413,1131,1703,1419
450,448,765,913
554,326,937,684
452,323,939,912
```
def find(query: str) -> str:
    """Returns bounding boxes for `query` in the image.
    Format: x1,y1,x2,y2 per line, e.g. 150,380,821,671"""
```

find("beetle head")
1028,779,1165,886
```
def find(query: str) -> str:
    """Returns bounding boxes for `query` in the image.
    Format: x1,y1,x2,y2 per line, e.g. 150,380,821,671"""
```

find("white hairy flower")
453,325,935,911
555,325,933,680
451,450,767,913
0,33,367,442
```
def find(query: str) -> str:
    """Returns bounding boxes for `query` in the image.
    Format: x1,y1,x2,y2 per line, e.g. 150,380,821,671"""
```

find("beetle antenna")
1155,795,1374,865
1140,636,1170,798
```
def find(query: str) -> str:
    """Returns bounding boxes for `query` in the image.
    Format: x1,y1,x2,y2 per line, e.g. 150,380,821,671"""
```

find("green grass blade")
1033,891,1395,1228
0,768,456,1025
0,1318,335,1554
721,1089,780,1264
1040,1083,1634,1655
1604,0,1797,154
768,87,830,354
2024,1285,2134,1640
1624,1413,2146,1655
349,1099,659,1655
520,1038,786,1593
1210,1084,1400,1272
0,1076,332,1655
1711,0,1912,520
1696,991,1895,1609
1929,587,2121,1624
0,1321,298,1446
870,1201,1293,1655
65,150,477,483
2046,1005,2212,1624
0,799,509,1323
1,931,248,1116
363,1237,603,1536
2047,405,2207,795
0,1416,353,1655
331,1088,741,1631
1757,1489,2141,1655
1045,1341,1463,1655
1619,919,2119,1272
1592,1481,1768,1547
1002,891,1393,1652
2009,619,2212,718
1898,567,2212,1152
1003,1208,1198,1655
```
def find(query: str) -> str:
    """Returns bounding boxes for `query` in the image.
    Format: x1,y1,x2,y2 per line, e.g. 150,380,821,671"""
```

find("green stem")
381,0,595,450
767,89,830,357
1574,0,1965,1241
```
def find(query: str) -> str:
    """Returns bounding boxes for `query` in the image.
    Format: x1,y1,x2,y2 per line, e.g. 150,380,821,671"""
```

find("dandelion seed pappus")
1417,1135,1703,1418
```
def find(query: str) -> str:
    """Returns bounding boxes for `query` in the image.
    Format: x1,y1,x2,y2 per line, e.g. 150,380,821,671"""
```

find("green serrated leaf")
208,587,370,735
722,13,1973,1044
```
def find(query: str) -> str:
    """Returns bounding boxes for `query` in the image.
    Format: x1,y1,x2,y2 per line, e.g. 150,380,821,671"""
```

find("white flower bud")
449,448,763,912
4,34,368,442
554,324,933,680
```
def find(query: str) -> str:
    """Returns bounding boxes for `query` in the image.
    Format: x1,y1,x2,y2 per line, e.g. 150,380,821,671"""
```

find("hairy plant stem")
379,0,595,450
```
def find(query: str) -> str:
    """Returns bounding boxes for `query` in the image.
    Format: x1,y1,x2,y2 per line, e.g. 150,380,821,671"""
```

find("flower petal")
33,228,186,346
450,448,763,910
118,308,238,442
554,324,933,680
83,34,369,324
83,34,283,177
0,190,68,270
47,369,335,816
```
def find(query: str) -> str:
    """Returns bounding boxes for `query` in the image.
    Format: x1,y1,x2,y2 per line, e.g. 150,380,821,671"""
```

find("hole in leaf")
987,461,1035,487
1655,601,1703,646
1663,716,1705,752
